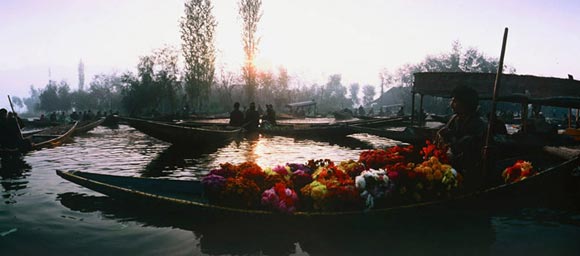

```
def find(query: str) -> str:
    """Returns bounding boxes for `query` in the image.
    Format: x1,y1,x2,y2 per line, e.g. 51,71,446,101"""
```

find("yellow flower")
520,161,533,172
263,167,276,176
433,170,443,181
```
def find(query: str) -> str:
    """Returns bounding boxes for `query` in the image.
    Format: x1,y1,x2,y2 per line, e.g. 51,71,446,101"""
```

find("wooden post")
522,102,528,133
482,27,509,178
8,95,24,140
568,108,573,128
411,92,416,126
419,94,424,124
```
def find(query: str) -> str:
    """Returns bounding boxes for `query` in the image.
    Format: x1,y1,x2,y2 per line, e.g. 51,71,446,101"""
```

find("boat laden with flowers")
56,142,580,216
119,117,242,146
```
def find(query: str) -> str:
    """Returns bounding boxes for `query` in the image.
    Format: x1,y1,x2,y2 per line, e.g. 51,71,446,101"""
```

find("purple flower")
273,165,290,176
287,163,313,174
202,174,226,191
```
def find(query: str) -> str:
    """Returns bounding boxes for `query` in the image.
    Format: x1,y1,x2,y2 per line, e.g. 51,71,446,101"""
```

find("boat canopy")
286,100,316,108
413,72,580,100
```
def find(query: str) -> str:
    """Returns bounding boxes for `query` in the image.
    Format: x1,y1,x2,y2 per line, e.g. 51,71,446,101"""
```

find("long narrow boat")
259,123,354,138
28,122,78,149
257,117,409,138
120,116,242,146
348,125,438,144
1,122,77,158
56,151,580,217
74,117,106,135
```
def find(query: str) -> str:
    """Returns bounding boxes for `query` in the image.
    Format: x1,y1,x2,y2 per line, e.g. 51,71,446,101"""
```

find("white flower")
355,175,366,190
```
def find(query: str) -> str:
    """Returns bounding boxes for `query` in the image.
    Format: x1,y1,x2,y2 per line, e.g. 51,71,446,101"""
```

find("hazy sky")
1,0,579,110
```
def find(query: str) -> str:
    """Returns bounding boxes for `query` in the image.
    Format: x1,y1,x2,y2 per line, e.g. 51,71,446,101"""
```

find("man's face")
450,97,467,114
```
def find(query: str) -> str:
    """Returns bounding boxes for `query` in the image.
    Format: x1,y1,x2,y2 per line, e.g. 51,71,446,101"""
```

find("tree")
349,83,360,106
239,0,262,103
362,85,376,106
37,81,73,112
318,74,350,113
152,46,181,113
57,81,72,111
378,68,393,96
23,85,41,113
180,0,217,112
78,59,85,91
88,73,124,111
10,96,23,109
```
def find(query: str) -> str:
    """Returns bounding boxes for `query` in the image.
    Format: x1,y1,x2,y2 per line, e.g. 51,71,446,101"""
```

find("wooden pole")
419,94,424,124
411,92,416,126
482,27,509,178
568,108,573,128
8,95,24,140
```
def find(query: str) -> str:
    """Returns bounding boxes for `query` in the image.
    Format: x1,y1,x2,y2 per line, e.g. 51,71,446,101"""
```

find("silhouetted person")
0,109,26,149
436,85,486,191
397,106,404,117
262,104,276,126
488,112,507,135
229,102,244,127
358,105,366,116
244,102,260,131
50,112,57,122
70,111,79,121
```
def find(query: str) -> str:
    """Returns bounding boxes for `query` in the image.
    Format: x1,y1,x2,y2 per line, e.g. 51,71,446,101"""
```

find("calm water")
1,125,580,255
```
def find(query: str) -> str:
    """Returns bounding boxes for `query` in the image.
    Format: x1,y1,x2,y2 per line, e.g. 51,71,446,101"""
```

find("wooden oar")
7,95,24,140
482,28,509,178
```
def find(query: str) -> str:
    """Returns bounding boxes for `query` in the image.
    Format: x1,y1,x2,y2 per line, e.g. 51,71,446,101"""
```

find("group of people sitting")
229,102,276,131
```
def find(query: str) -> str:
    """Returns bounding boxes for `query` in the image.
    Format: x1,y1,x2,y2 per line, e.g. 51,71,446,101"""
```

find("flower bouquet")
502,160,534,183
261,182,299,213
355,169,394,209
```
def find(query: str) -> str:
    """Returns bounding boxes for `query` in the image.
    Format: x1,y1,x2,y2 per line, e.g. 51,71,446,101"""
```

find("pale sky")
1,0,579,110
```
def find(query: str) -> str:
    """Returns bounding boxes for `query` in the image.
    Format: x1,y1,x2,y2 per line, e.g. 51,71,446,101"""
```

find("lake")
1,125,580,255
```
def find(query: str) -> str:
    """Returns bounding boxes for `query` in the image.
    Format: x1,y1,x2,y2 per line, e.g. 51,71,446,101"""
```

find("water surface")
1,125,579,255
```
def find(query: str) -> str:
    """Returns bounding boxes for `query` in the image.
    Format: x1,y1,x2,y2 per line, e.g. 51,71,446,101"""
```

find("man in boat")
229,102,244,127
357,105,366,116
435,85,486,191
397,106,404,117
244,102,260,131
262,104,277,126
488,112,508,135
0,109,27,150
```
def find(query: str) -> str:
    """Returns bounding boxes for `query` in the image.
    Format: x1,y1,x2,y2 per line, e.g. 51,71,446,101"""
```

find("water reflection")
57,192,496,256
141,141,229,178
1,157,32,204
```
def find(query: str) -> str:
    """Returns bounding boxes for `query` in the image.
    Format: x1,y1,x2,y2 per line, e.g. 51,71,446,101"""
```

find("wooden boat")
74,117,106,135
1,122,77,158
412,72,580,147
257,117,408,139
349,125,438,144
21,128,47,137
259,123,354,138
55,151,580,216
28,122,78,149
120,116,242,146
333,110,354,120
101,115,119,127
